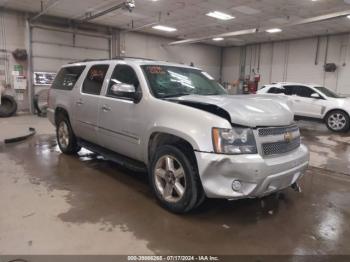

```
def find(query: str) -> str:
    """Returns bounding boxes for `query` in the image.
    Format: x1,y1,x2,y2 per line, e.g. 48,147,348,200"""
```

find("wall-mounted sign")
14,76,27,90
34,72,56,86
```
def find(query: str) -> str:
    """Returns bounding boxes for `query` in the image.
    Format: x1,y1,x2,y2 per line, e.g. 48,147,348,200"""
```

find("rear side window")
51,66,85,90
82,64,109,95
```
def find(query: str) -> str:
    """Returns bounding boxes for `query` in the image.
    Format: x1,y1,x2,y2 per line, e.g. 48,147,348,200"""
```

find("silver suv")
48,57,309,213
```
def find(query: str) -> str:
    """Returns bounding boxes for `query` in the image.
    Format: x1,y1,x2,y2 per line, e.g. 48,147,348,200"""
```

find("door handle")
101,105,111,112
295,100,301,102
76,100,84,105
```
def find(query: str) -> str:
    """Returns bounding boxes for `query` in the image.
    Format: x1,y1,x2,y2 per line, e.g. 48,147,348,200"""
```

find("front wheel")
56,115,81,154
149,145,203,213
325,110,350,132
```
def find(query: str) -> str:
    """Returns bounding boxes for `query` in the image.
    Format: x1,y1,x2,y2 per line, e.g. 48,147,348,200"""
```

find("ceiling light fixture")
206,11,235,20
152,25,177,32
266,28,282,33
213,37,224,41
347,15,350,19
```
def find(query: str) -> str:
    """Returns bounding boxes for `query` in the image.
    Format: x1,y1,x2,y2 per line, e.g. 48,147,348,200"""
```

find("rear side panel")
47,65,87,129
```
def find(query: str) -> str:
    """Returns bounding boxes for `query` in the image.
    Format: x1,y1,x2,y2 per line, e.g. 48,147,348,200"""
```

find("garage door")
31,26,111,73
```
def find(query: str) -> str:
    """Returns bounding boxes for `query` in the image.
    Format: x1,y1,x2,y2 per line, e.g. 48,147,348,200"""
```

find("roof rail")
113,56,155,61
68,56,155,64
68,59,110,64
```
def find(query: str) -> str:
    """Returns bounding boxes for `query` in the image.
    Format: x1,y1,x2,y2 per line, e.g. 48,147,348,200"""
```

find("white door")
291,86,324,119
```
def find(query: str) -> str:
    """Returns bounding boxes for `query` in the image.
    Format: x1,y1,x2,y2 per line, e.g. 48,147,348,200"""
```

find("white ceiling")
2,0,350,46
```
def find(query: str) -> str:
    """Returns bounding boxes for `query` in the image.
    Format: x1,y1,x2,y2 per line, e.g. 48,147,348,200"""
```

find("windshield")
141,65,227,98
314,86,344,98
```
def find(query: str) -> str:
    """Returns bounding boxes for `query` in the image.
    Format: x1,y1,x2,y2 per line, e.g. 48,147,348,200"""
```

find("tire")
0,95,17,117
33,89,49,117
149,145,203,213
56,114,81,154
325,110,350,132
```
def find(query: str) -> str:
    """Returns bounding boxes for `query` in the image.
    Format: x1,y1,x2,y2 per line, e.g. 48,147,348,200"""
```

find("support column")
25,18,34,114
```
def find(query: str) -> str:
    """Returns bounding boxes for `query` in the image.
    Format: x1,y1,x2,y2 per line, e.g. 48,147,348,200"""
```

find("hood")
327,96,350,111
170,94,294,127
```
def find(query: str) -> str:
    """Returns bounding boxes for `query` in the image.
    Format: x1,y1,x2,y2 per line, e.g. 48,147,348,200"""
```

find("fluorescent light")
206,11,235,20
213,37,224,41
266,28,282,33
152,25,177,32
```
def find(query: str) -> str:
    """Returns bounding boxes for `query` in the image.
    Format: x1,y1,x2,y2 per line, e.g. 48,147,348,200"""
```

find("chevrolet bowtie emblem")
284,132,293,143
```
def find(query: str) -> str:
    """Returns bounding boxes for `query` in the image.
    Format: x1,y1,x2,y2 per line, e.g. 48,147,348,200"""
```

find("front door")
98,64,144,161
293,86,324,118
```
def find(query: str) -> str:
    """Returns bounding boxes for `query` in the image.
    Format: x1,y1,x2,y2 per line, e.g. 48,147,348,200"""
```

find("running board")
78,139,147,173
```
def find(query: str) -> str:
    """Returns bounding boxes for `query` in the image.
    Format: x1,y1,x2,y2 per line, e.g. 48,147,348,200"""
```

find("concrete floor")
0,115,350,255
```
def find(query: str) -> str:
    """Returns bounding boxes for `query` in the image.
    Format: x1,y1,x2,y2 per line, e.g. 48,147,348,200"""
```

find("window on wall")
51,66,86,90
82,64,109,95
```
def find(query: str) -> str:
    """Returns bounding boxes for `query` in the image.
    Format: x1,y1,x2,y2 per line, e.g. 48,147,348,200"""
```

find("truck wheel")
149,145,202,213
0,95,17,117
56,115,80,154
325,110,350,132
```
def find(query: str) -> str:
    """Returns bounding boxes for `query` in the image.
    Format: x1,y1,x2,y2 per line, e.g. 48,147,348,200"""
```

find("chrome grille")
258,125,299,137
262,137,301,156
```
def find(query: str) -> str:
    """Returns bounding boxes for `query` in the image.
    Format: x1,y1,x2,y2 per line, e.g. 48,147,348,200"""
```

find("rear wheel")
149,145,203,213
325,110,350,132
56,115,81,154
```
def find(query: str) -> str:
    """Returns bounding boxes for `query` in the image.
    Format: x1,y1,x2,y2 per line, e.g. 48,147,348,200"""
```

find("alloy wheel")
328,113,347,131
154,155,186,203
58,121,70,149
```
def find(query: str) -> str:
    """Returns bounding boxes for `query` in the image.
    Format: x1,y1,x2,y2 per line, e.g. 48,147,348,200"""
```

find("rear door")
74,64,110,144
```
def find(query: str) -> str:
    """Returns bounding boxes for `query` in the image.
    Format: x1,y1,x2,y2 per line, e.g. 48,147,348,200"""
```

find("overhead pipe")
79,0,135,23
168,28,257,46
30,0,61,22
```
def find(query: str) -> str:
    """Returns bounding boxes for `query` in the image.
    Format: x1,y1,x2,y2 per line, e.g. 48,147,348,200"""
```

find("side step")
78,139,147,173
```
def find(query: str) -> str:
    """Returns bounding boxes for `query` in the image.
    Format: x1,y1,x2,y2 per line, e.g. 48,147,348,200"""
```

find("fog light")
232,180,242,192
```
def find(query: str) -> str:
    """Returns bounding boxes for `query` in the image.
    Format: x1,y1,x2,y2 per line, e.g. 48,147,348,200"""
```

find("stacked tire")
0,95,17,117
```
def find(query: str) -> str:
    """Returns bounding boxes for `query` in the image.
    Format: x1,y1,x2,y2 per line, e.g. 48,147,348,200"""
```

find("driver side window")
295,86,317,98
107,65,140,98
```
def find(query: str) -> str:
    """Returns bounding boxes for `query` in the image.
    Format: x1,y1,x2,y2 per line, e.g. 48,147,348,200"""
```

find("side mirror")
110,83,141,103
311,93,321,99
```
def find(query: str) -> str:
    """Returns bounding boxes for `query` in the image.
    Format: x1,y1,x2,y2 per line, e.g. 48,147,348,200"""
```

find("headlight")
212,127,257,155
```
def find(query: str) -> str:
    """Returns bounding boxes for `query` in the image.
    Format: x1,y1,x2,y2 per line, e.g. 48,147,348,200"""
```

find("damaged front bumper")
195,144,309,199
